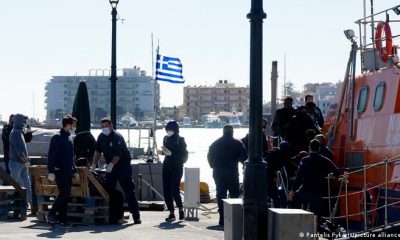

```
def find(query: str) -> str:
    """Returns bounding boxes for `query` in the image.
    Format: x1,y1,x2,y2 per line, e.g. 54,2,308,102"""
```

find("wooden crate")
30,165,110,225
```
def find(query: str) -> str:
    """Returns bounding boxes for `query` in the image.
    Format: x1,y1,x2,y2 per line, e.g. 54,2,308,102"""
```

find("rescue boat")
323,4,400,234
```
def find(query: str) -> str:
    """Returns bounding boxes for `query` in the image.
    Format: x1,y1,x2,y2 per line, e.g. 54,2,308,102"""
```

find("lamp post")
109,0,119,129
243,0,267,239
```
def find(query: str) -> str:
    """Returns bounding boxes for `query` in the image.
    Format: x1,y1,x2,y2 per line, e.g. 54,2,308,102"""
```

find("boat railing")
322,155,400,235
353,4,400,72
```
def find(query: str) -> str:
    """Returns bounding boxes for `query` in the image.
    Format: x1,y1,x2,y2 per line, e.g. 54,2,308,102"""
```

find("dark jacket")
315,107,324,128
162,134,187,170
271,107,296,137
47,128,75,174
95,131,131,166
208,135,247,171
292,153,340,195
286,111,320,151
2,123,13,159
241,132,268,158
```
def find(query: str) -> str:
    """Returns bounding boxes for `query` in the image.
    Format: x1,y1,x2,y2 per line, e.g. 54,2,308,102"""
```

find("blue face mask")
102,127,111,136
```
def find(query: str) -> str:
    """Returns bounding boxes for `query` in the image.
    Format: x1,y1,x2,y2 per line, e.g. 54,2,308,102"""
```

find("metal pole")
385,158,388,227
243,0,268,239
327,174,332,222
345,172,349,233
363,166,367,231
110,6,118,129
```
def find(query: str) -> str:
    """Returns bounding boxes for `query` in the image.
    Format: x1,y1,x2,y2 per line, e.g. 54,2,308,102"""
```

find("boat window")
357,86,369,113
373,82,386,111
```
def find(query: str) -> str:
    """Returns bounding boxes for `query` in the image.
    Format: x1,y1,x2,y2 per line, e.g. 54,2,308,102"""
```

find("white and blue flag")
155,54,184,84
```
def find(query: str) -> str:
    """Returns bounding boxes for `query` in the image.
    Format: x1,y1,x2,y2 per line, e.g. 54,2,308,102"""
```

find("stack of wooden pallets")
0,167,27,220
29,165,110,225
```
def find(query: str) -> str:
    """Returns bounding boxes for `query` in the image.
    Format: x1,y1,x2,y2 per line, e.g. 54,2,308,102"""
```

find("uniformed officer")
92,118,141,224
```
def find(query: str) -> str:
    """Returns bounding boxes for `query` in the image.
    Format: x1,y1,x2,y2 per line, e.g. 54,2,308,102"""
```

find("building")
300,82,338,117
45,67,159,124
183,80,249,122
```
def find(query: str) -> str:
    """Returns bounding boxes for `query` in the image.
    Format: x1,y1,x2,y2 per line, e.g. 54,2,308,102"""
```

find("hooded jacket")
9,114,28,163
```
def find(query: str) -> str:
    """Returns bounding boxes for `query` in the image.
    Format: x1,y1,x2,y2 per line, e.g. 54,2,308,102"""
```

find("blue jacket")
9,114,28,163
47,128,75,174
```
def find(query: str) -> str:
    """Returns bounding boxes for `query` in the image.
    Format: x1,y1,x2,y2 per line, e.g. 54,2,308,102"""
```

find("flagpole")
152,37,160,161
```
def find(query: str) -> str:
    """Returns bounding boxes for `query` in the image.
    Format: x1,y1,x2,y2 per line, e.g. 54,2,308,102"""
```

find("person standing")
271,96,296,138
305,95,324,129
46,115,78,226
160,121,188,222
289,139,340,228
92,118,141,224
2,114,14,174
9,114,33,209
207,125,247,226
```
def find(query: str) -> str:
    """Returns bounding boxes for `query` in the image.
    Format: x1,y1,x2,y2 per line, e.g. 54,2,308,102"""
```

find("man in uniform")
92,118,141,224
208,125,248,226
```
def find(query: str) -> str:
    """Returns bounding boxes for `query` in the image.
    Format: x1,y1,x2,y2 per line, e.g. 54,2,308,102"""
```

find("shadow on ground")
206,225,224,231
21,220,137,238
156,221,186,230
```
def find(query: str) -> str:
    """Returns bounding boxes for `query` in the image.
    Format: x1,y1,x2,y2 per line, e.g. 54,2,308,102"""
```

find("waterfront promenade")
0,204,223,240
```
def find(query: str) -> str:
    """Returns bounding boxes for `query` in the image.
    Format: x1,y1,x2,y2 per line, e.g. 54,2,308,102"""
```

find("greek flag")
155,54,185,84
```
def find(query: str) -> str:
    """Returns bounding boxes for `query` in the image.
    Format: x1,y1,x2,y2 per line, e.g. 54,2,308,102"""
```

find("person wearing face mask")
160,121,188,222
46,115,79,226
2,114,15,174
9,114,33,211
92,118,141,224
208,125,248,226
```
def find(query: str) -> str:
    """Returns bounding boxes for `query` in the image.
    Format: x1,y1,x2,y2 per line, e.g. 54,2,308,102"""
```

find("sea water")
91,128,250,197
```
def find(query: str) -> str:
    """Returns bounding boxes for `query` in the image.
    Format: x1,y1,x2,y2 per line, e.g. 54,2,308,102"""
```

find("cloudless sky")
1,0,399,121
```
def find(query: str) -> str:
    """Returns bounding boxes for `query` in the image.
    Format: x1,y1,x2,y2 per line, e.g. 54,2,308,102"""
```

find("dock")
0,203,224,240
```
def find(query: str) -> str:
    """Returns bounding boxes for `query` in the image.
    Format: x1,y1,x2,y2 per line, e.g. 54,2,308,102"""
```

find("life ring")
375,21,393,62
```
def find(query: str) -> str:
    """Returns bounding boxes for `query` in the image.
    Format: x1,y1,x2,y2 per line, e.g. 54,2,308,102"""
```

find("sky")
1,0,399,121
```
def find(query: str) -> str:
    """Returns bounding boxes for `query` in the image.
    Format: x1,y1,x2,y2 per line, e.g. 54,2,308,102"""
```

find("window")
373,82,385,111
357,86,369,113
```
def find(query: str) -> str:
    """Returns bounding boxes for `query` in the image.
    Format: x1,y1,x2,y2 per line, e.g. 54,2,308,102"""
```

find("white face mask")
167,131,174,137
102,127,111,136
72,127,76,133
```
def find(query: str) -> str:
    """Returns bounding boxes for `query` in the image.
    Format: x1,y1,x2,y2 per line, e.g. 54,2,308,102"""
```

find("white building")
315,83,338,116
45,67,159,124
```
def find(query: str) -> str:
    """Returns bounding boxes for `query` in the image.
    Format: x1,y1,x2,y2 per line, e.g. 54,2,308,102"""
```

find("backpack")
178,137,189,164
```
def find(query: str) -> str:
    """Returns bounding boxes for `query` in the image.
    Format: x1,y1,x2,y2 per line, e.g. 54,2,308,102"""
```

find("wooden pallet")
30,165,110,225
0,167,27,221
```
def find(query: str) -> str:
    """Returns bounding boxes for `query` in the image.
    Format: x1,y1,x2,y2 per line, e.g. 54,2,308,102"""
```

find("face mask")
71,127,76,134
102,127,111,136
167,131,174,137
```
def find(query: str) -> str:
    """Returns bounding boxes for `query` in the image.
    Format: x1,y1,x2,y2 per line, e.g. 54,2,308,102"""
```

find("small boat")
182,117,192,127
203,113,221,128
229,114,241,128
120,113,138,127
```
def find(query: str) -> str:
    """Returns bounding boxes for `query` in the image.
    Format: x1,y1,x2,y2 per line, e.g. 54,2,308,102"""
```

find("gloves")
24,161,30,169
106,163,114,173
73,173,80,181
47,173,55,182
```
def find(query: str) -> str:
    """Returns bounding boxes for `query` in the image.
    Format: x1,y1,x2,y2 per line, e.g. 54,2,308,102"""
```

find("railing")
322,155,400,236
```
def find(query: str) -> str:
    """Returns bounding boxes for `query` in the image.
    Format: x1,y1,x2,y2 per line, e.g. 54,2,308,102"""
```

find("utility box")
268,208,316,240
223,198,243,240
184,168,200,208
184,168,200,219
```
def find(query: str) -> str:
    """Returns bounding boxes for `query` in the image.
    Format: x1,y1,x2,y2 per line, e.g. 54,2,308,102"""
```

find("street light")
243,0,267,239
109,0,119,129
